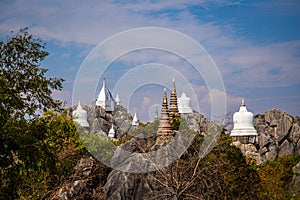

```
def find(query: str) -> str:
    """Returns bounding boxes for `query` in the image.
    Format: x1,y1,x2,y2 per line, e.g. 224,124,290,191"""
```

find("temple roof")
97,79,115,102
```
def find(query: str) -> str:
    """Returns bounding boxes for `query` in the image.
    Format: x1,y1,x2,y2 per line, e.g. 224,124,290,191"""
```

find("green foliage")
151,132,261,199
0,28,82,199
256,155,300,200
254,114,265,118
170,113,181,130
112,134,134,146
129,119,159,138
79,133,116,164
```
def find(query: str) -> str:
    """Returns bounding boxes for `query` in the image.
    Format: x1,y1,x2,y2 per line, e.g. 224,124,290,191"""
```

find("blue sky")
1,0,299,121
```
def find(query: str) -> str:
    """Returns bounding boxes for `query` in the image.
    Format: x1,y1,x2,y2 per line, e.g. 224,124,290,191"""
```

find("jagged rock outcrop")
112,106,133,137
230,109,299,164
72,105,133,139
254,109,300,162
44,156,110,200
104,112,210,200
180,111,211,135
104,171,152,200
290,161,300,196
234,109,299,164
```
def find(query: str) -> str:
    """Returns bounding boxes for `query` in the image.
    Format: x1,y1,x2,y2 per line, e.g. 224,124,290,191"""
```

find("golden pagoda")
156,88,174,143
169,78,179,116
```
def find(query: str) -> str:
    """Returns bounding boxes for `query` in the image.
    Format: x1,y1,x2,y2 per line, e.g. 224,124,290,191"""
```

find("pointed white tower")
96,78,115,112
72,101,89,127
230,99,258,143
115,93,121,106
132,113,139,126
154,106,159,121
108,124,116,138
178,92,193,114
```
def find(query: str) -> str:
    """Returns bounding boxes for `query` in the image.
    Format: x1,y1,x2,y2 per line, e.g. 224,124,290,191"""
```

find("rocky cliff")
234,109,300,164
48,107,300,199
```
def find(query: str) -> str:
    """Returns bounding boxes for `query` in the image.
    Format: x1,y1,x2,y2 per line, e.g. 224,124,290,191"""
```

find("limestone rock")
265,146,277,160
264,109,293,143
104,171,152,200
181,111,209,135
113,106,134,137
289,123,300,145
290,161,300,196
279,139,294,155
258,132,270,148
251,109,300,163
45,156,109,199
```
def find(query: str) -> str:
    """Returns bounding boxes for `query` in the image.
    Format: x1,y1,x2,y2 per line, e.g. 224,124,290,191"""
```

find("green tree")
148,133,261,199
0,28,79,199
257,155,300,200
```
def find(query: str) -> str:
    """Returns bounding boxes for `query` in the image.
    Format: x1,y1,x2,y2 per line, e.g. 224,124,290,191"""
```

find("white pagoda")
96,78,116,112
230,99,258,144
115,93,121,106
178,92,193,114
108,124,116,138
72,101,89,127
132,113,139,126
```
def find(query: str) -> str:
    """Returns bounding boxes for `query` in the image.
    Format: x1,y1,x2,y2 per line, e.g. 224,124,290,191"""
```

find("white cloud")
1,0,299,117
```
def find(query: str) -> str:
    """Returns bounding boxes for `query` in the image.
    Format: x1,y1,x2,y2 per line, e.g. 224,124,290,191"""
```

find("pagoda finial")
169,78,179,116
241,98,245,106
155,106,159,120
172,77,176,94
163,88,167,104
77,101,82,110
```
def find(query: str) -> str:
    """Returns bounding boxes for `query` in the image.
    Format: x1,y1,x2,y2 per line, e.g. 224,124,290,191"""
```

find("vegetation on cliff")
1,29,299,200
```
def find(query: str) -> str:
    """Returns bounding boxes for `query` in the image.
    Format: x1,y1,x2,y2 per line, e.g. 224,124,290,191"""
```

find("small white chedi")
72,101,89,127
115,93,121,106
132,113,139,126
230,99,257,143
178,92,193,114
108,124,116,138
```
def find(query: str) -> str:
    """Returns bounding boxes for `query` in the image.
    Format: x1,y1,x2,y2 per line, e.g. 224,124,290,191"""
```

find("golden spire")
241,98,245,106
171,77,176,94
169,78,179,116
163,88,167,104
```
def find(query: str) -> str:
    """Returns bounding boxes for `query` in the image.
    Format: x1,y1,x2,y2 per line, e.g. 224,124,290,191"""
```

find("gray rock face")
78,105,134,139
279,139,294,155
290,161,300,196
45,156,110,199
264,109,293,142
104,171,152,200
104,112,209,199
180,111,210,136
113,106,134,138
253,109,300,162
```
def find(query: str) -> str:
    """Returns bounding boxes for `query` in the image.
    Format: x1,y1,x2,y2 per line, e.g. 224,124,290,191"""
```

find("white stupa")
72,101,89,127
96,78,115,112
132,113,139,126
230,99,257,143
115,93,121,106
108,124,116,138
178,92,193,114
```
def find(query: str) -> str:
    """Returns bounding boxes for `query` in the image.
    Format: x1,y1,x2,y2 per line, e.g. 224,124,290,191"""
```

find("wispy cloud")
1,0,299,117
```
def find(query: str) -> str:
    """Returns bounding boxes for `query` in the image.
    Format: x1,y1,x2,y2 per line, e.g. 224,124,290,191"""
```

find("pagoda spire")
157,88,173,139
169,78,179,116
96,78,115,112
241,98,245,106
